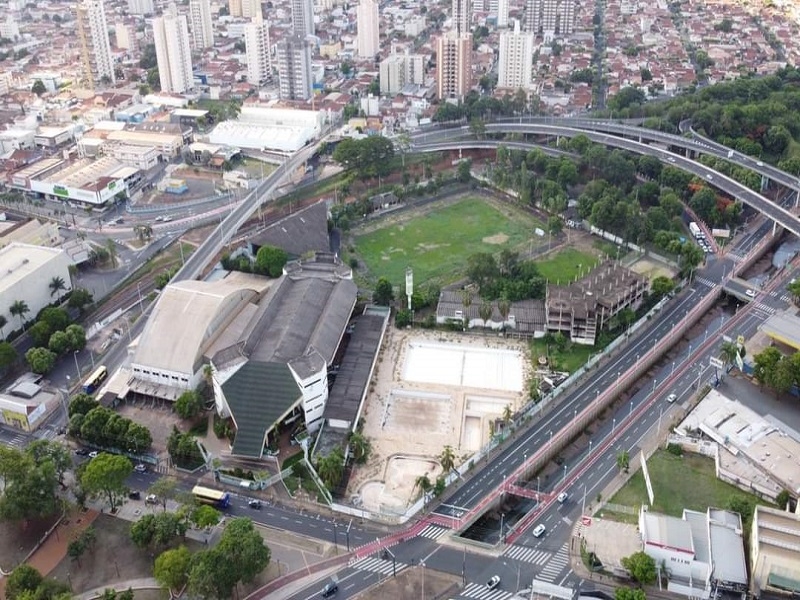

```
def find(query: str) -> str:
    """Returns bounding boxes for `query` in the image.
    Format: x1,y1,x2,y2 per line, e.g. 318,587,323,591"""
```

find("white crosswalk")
418,525,449,540
459,582,514,600
351,556,408,577
752,302,776,316
727,253,743,263
503,545,552,565
3,433,27,448
537,544,570,582
696,277,717,288
781,294,792,303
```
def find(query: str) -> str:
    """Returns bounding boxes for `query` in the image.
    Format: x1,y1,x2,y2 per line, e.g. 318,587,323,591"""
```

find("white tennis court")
402,341,524,392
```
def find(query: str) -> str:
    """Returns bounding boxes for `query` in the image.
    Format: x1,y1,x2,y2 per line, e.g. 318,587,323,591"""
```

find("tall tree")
621,551,657,585
80,453,132,512
439,445,456,474
373,277,394,306
154,546,192,596
9,299,29,330
105,239,118,268
48,276,67,300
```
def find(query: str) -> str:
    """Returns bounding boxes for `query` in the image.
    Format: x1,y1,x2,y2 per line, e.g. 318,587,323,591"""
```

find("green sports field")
536,248,601,284
354,197,543,286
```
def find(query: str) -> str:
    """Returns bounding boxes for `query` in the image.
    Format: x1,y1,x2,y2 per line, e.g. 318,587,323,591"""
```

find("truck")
689,222,702,237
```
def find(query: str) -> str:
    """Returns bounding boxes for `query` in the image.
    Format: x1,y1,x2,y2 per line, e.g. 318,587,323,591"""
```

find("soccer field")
354,197,542,286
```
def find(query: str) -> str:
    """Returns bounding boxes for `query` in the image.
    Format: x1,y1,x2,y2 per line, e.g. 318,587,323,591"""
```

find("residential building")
115,21,137,52
545,261,648,345
452,0,471,35
241,0,261,19
245,13,272,85
276,35,312,100
0,72,13,97
0,380,60,433
189,0,214,50
498,20,534,89
128,0,155,15
229,0,242,16
291,0,314,37
76,0,116,89
153,3,194,94
497,0,509,28
0,15,20,41
639,508,748,598
0,243,73,335
524,0,574,36
379,49,425,94
436,32,472,100
750,506,800,599
357,0,379,59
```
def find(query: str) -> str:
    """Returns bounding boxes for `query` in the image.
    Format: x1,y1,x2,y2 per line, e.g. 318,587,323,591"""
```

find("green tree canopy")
621,551,657,585
175,390,203,420
373,277,394,305
255,245,288,278
154,546,192,594
80,453,132,512
25,347,56,374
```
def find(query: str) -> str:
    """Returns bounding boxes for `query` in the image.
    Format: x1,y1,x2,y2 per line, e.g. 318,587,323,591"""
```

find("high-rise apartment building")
451,0,471,35
497,20,533,89
76,0,116,89
228,0,242,16
436,31,471,100
496,0,509,27
241,0,260,19
128,0,154,15
356,0,379,59
525,0,574,35
189,0,214,49
379,48,424,95
153,3,194,93
291,0,314,37
0,15,20,40
276,35,312,100
244,12,271,85
115,21,138,52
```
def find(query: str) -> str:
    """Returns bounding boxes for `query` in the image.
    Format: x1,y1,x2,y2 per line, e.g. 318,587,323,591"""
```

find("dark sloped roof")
222,361,301,457
436,290,546,333
249,201,330,257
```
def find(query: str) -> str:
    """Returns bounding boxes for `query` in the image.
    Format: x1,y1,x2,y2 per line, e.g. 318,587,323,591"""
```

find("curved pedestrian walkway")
73,578,160,600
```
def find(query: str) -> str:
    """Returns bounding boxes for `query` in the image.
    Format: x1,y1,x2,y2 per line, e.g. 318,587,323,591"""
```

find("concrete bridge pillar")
761,174,769,192
774,220,779,236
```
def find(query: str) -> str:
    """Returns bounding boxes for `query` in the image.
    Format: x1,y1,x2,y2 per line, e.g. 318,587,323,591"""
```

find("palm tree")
9,300,29,331
720,341,739,370
105,239,118,268
49,276,67,300
0,314,6,339
479,301,493,329
502,404,513,429
616,449,630,473
413,473,433,502
347,431,370,463
316,447,345,490
497,297,511,331
134,224,153,243
461,289,473,330
439,445,456,474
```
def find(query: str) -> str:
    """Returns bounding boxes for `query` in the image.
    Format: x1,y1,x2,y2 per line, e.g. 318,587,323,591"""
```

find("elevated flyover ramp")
722,277,758,302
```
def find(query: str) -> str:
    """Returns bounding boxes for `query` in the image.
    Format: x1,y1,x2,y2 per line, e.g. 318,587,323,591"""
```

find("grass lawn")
536,248,601,284
354,197,542,286
605,450,764,519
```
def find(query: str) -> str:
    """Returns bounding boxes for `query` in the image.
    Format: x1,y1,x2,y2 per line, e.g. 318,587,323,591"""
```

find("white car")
134,464,147,473
533,524,546,538
487,576,501,590
557,492,569,503
667,393,677,403
745,289,757,298
88,451,98,458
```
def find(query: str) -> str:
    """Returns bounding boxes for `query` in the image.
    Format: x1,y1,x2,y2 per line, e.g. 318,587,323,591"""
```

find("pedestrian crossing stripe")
418,525,450,540
537,544,570,583
753,303,776,315
696,277,717,288
503,545,552,565
351,556,408,576
459,582,514,600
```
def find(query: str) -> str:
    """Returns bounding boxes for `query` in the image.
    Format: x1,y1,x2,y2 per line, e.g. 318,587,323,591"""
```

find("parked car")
128,491,141,500
88,451,98,458
145,494,158,504
487,576,501,590
134,464,147,473
74,448,89,456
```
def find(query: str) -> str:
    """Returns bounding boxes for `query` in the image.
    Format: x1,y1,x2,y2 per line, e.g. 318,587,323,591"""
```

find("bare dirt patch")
0,512,62,571
116,400,183,456
352,566,461,599
627,256,676,281
482,233,509,245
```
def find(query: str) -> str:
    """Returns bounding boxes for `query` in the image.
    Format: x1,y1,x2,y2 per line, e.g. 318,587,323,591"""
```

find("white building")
244,13,272,85
105,143,160,170
128,0,155,15
0,244,72,334
189,0,214,50
76,0,116,89
379,49,425,94
751,506,800,599
525,0,575,36
208,104,324,153
291,0,314,37
153,3,194,94
241,0,261,19
497,21,534,89
276,36,312,100
0,73,14,97
497,0,509,27
115,21,137,51
357,0,379,59
639,508,748,598
452,0,471,35
0,15,20,41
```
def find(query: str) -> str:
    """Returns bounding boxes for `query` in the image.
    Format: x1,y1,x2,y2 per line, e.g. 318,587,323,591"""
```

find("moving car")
88,451,98,458
134,464,147,473
320,582,338,598
248,499,262,509
487,575,501,590
745,289,757,298
667,393,678,403
533,524,546,537
557,492,569,503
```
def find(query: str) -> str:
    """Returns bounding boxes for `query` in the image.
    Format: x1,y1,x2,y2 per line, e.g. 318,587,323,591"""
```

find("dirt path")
27,509,99,576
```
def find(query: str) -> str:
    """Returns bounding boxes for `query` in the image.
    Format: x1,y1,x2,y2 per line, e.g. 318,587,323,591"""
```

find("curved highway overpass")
411,124,800,238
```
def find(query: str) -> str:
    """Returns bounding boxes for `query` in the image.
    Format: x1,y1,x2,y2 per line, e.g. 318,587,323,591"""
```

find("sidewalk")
73,578,160,600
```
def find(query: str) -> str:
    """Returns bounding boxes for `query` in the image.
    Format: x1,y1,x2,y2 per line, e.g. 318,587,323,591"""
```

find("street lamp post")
72,350,80,381
612,418,616,434
629,400,633,418
562,464,567,483
500,513,505,544
671,361,676,376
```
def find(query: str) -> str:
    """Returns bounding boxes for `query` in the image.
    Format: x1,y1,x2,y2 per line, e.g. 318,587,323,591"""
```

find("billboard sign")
641,450,655,506
709,356,725,370
712,228,731,239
